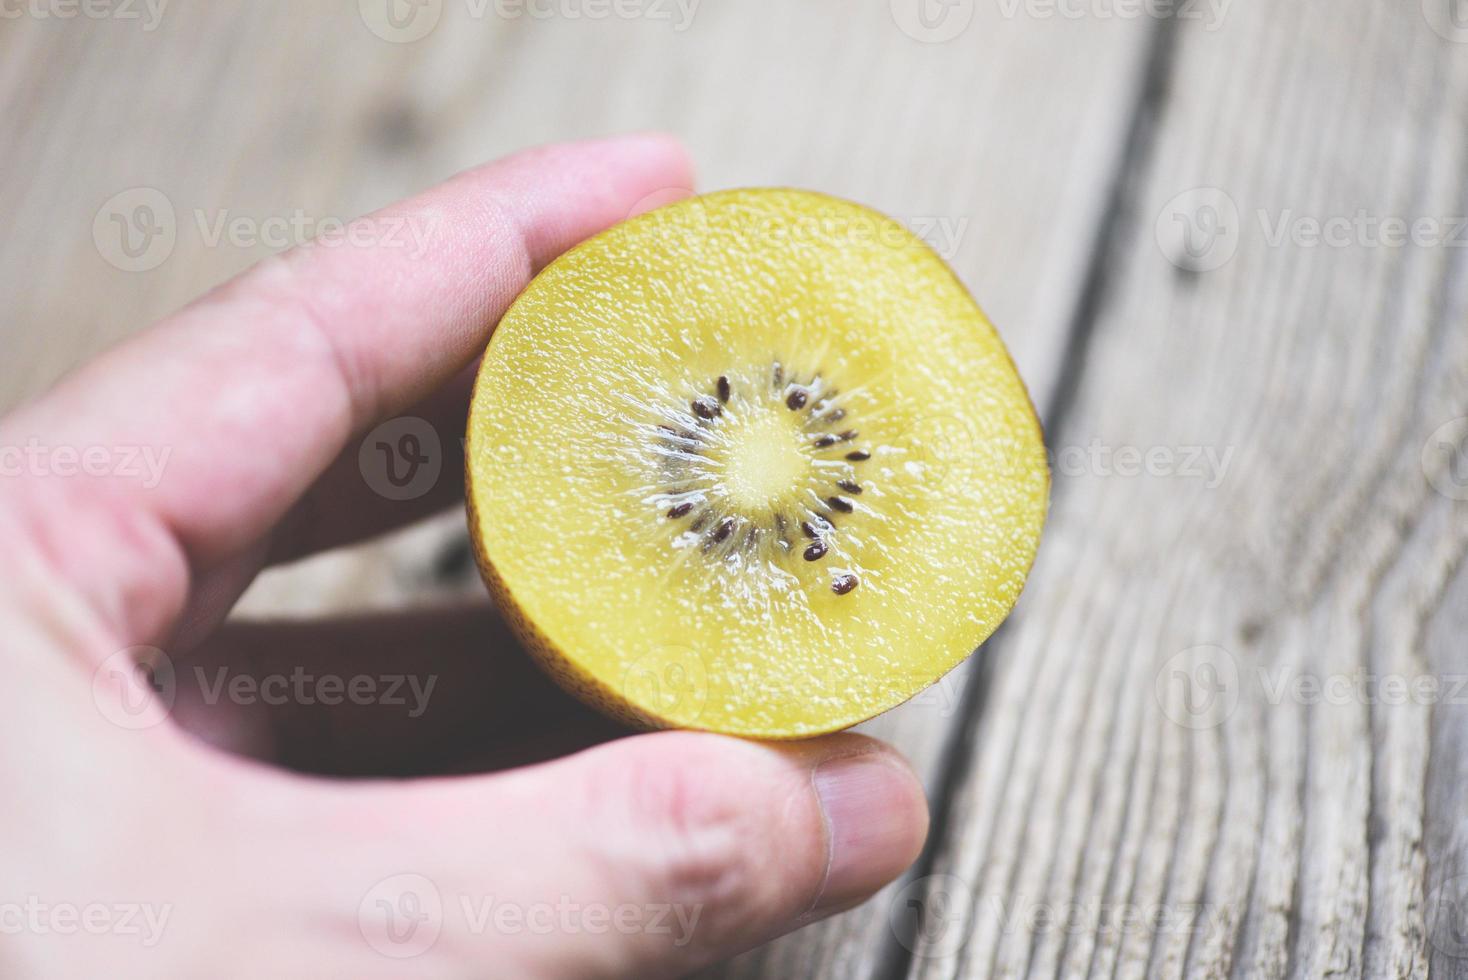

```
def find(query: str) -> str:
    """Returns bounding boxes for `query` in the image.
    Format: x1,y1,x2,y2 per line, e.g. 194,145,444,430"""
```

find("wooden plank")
906,2,1468,977
0,3,1145,975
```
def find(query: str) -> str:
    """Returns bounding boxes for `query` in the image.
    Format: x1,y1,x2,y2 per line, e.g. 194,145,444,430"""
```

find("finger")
169,365,478,649
325,732,929,979
1,134,694,650
267,360,477,567
169,607,629,776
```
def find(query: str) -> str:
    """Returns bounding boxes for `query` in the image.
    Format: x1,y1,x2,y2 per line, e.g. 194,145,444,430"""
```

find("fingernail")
812,754,928,915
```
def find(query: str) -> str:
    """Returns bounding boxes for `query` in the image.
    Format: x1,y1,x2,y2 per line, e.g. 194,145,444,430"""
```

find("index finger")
1,134,693,647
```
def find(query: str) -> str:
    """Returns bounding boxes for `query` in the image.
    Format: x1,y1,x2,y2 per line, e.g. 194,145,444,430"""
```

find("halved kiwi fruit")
466,189,1048,738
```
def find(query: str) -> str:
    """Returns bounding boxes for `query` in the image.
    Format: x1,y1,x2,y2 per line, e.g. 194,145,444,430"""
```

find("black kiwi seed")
650,360,880,596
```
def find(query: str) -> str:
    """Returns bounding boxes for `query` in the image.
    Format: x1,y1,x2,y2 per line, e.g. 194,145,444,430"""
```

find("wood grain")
19,4,1462,978
905,3,1468,978
0,3,1147,976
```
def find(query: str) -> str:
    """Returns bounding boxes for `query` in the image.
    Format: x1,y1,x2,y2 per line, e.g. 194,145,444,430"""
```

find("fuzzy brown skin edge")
463,456,668,733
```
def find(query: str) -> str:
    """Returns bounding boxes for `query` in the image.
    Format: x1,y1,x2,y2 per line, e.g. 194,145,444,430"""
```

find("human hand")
0,135,928,979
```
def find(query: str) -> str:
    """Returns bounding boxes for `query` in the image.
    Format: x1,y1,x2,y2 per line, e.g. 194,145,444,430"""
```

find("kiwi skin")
463,473,672,733
463,188,1050,739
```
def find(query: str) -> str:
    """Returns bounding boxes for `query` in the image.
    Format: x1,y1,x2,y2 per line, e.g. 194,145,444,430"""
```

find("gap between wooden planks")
907,2,1468,978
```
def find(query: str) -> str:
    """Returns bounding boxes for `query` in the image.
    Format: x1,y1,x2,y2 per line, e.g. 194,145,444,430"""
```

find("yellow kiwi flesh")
466,189,1048,738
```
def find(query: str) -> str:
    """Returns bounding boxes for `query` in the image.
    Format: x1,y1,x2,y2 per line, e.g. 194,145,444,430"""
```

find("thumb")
338,731,928,979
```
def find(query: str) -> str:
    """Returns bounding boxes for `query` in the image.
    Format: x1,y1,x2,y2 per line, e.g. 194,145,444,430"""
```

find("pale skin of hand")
0,135,929,979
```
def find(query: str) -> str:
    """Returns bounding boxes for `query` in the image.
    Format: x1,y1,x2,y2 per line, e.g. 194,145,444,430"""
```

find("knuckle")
599,742,766,915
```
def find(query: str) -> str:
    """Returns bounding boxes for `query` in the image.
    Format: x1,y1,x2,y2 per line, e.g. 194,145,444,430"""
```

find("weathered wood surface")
0,4,1146,977
904,2,1468,978
7,2,1467,978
